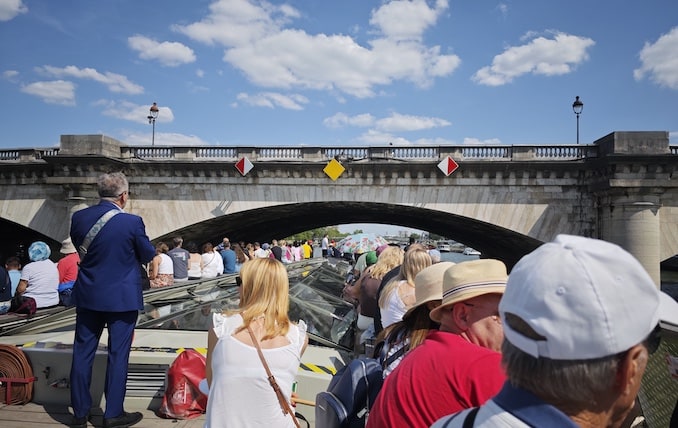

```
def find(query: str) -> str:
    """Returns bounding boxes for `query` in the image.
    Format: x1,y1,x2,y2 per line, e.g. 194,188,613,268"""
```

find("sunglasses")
235,276,242,287
645,324,662,355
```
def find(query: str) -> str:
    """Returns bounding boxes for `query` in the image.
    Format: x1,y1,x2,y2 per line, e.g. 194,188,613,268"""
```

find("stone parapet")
595,131,670,156
59,134,124,157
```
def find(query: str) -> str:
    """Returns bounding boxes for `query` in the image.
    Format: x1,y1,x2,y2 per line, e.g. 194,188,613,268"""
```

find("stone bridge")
1,131,676,282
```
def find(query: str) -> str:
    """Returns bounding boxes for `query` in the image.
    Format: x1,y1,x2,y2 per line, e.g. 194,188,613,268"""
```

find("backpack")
156,349,208,419
315,357,384,428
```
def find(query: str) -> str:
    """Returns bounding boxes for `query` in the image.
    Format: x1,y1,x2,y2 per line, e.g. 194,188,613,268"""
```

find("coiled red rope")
0,344,35,405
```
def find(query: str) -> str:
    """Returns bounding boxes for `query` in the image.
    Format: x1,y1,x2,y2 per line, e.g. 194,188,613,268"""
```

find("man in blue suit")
69,172,156,428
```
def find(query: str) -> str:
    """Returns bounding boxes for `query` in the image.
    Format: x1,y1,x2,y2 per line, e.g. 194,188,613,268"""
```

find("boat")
0,258,357,427
436,240,453,252
463,247,481,256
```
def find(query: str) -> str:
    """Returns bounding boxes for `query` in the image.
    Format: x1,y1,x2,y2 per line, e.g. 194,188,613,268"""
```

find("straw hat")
403,262,455,319
60,237,77,254
429,259,508,323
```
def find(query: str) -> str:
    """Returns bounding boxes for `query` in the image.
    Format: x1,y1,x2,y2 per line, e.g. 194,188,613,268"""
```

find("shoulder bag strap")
78,209,121,259
246,325,301,428
441,407,480,428
462,407,480,428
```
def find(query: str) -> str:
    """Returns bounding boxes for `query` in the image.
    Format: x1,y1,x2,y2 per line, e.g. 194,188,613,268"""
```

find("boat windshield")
0,259,358,352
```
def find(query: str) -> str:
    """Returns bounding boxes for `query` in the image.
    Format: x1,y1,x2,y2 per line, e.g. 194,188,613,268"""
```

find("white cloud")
21,80,75,105
369,0,449,42
175,0,460,98
235,92,309,110
375,112,450,132
463,137,503,145
128,35,196,67
37,65,143,94
473,32,595,86
358,129,412,145
196,69,205,78
634,26,678,90
323,113,375,128
2,69,19,81
0,0,27,21
123,131,208,146
96,100,174,124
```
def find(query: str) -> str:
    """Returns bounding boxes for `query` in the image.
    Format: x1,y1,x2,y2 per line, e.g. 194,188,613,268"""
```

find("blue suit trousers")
70,308,138,419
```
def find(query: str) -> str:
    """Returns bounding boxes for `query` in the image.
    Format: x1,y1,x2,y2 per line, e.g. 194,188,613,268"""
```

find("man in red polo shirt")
367,259,507,428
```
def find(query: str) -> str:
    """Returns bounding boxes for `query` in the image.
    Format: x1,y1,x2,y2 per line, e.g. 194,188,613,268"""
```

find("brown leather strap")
247,325,300,428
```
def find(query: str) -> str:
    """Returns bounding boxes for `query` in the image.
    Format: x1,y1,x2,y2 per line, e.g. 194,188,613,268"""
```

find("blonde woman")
205,258,308,427
378,247,432,329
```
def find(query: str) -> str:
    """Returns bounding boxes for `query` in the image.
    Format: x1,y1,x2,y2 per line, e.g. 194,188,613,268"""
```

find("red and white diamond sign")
437,156,459,176
235,157,254,176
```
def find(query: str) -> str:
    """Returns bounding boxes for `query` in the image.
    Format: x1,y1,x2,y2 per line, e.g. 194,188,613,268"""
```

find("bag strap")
462,407,480,428
246,325,301,428
78,209,121,260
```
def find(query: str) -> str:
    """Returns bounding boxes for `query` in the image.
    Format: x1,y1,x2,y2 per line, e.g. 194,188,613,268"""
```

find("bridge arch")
155,202,543,269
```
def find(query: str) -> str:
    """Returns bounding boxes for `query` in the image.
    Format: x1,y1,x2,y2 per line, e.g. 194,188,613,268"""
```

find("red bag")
156,349,208,419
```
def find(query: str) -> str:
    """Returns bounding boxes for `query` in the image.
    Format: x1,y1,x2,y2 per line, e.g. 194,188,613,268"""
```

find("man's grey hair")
501,313,621,407
98,172,128,199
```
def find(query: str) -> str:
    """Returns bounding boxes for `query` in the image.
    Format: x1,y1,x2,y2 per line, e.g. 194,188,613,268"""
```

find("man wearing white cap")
367,259,508,428
433,234,678,428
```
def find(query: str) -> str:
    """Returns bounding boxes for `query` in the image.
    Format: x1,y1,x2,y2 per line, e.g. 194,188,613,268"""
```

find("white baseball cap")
500,234,678,360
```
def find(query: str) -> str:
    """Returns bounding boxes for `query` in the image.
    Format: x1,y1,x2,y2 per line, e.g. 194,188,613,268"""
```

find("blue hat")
262,243,270,250
29,241,51,261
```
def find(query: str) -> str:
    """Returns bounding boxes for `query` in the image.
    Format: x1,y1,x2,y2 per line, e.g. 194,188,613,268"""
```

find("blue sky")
1,0,677,150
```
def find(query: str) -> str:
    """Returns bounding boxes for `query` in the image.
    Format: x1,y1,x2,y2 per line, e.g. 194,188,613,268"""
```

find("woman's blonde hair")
379,247,432,309
369,246,404,279
231,257,291,340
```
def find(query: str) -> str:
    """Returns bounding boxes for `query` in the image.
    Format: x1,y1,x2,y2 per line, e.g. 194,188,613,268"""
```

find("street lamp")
147,102,159,146
572,96,583,145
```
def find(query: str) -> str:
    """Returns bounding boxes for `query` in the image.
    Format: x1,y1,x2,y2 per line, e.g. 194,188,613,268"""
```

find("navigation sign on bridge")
235,157,254,176
437,156,459,176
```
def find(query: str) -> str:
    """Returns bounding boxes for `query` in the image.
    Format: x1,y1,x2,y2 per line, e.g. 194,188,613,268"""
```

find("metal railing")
4,144,678,163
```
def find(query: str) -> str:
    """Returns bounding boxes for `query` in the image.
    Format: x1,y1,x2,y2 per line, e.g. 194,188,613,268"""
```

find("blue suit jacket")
70,201,156,312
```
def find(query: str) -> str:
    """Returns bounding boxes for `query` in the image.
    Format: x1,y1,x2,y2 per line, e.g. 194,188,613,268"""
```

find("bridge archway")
156,202,543,269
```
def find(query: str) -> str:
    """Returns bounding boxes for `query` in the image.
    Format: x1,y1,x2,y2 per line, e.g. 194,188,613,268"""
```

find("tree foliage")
284,226,348,243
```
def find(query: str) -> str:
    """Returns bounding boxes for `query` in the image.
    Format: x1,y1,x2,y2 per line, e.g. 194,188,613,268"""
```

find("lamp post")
147,102,159,146
572,96,583,145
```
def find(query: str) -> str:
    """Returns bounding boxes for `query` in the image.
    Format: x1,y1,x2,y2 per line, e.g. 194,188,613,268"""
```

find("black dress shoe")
70,416,88,428
102,411,143,428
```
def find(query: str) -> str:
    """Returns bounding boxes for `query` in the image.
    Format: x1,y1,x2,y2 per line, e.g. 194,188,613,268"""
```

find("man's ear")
616,344,647,396
452,303,471,330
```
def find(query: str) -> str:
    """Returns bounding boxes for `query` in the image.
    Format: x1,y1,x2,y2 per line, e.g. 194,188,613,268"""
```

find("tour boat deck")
0,402,206,428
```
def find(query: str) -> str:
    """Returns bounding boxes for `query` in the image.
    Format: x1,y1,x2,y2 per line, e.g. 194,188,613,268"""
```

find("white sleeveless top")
157,253,174,275
204,313,307,428
381,280,414,329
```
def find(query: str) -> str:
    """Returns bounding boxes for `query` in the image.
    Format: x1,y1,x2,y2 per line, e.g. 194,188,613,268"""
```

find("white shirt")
201,252,224,278
205,313,307,428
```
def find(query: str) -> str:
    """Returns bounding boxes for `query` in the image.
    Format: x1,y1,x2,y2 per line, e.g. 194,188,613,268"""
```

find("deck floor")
0,403,205,428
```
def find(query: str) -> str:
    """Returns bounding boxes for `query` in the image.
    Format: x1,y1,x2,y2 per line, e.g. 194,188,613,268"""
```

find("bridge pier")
592,131,672,288
599,199,661,287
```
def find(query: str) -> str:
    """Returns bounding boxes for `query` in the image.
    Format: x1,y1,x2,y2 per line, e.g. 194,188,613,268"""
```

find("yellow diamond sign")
323,158,345,181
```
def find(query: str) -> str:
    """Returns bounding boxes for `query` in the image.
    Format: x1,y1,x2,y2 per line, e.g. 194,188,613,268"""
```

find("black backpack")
315,357,383,428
